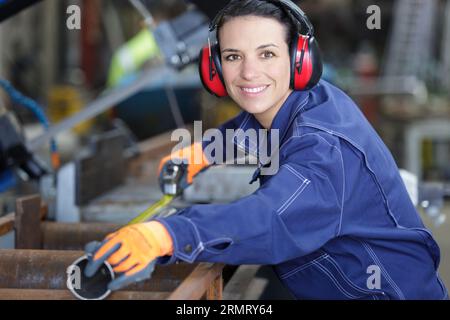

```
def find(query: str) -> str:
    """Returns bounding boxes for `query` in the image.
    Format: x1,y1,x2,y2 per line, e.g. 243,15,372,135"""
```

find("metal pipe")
0,289,170,300
128,0,155,28
28,66,171,151
67,186,177,300
41,222,121,250
0,249,194,292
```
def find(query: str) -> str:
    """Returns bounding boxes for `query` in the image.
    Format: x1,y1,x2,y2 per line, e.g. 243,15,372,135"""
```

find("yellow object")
94,222,173,276
422,138,433,176
128,194,174,225
107,28,160,87
48,86,92,134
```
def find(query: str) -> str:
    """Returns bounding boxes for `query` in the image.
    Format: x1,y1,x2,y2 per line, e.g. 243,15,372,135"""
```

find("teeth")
241,86,267,93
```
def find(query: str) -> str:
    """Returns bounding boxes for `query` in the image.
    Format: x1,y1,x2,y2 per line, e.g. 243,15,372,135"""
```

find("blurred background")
0,0,449,299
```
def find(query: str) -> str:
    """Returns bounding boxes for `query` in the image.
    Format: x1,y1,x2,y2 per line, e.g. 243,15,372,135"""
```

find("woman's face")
219,15,293,128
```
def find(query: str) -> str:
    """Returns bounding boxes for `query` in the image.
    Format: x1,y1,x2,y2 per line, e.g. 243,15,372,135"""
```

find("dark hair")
216,0,297,46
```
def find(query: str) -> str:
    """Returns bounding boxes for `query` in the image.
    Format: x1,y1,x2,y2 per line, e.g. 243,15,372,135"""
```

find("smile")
240,85,269,94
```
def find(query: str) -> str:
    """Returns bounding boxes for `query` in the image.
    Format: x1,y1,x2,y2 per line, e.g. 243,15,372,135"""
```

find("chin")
236,100,271,115
241,104,270,115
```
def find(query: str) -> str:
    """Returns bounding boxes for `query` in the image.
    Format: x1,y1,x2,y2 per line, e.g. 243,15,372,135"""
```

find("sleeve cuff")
154,212,204,265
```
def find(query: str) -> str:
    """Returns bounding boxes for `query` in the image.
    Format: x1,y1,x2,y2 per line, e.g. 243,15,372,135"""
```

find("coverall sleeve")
156,132,344,265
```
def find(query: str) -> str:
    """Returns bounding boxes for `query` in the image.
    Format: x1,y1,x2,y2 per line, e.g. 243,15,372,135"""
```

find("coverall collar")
232,90,310,157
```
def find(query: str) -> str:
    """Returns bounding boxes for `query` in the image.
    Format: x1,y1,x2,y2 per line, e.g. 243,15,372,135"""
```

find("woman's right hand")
157,142,210,193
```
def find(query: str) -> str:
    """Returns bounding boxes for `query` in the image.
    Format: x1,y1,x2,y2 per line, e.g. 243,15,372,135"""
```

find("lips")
239,85,269,95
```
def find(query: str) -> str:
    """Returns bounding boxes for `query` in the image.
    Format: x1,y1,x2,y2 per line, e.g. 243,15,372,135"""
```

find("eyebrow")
257,43,279,50
221,43,279,54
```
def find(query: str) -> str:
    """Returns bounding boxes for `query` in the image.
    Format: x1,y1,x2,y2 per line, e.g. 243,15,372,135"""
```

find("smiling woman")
219,16,293,129
198,0,322,129
84,0,448,300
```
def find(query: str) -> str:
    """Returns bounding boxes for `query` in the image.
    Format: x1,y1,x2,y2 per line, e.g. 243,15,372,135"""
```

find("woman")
85,0,447,300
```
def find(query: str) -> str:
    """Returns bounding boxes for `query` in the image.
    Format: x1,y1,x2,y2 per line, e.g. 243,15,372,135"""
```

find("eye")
261,51,275,59
224,54,241,62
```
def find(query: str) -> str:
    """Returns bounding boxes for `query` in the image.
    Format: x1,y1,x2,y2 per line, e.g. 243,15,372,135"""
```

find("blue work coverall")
155,80,448,300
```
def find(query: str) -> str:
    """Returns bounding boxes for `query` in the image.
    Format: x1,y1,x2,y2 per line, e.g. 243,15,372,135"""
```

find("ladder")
382,0,438,80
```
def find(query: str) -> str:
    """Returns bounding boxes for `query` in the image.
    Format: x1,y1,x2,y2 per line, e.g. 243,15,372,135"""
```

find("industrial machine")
0,99,48,192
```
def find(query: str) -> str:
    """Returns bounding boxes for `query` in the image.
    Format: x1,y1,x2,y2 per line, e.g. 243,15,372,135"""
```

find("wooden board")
168,263,224,300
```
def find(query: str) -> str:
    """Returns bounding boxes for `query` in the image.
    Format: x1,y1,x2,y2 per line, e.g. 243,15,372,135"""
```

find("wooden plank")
0,201,47,237
167,263,224,300
206,274,223,300
14,195,42,249
0,289,170,300
0,213,14,237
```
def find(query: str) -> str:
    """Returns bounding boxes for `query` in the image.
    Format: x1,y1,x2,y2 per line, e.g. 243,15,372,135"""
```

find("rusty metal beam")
0,249,194,293
0,249,86,290
41,222,121,250
168,263,224,300
15,195,42,249
0,289,170,300
2,200,118,251
0,249,223,299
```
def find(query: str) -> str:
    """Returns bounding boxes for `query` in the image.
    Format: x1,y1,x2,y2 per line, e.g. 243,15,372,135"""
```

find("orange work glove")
158,142,210,192
84,221,173,291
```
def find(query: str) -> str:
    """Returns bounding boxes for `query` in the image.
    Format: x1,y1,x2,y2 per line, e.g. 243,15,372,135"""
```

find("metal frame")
0,195,224,300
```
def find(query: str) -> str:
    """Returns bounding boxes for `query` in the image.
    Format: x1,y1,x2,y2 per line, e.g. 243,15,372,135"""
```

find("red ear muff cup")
305,38,323,89
198,46,228,97
290,35,322,90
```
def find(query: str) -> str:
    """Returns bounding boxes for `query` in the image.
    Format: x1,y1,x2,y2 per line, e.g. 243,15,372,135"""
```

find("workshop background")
0,0,449,300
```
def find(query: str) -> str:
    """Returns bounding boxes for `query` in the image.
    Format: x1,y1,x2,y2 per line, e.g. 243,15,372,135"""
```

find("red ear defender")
291,35,312,90
290,34,322,90
199,46,228,97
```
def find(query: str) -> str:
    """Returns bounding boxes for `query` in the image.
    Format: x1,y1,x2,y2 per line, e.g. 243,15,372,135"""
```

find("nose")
239,58,261,81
